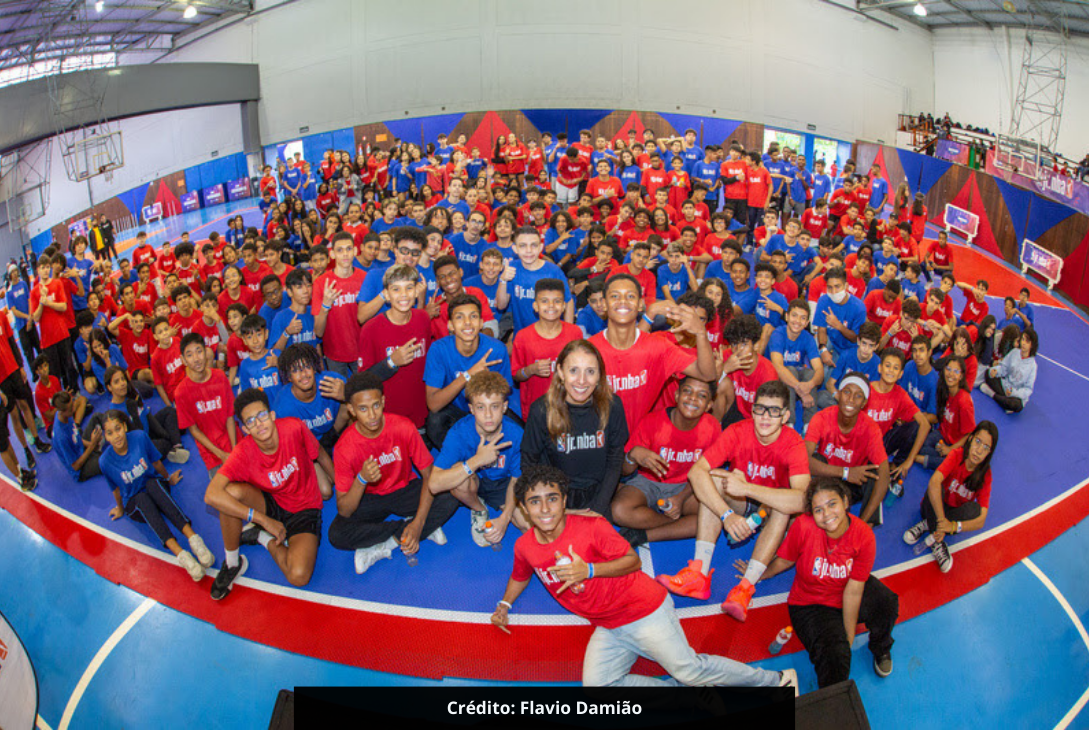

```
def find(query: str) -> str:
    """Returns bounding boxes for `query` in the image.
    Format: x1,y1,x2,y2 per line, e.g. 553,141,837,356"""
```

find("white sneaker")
903,520,928,546
778,668,799,697
426,526,448,545
177,550,205,581
470,509,490,548
166,446,191,464
188,534,215,568
354,544,393,574
979,383,995,398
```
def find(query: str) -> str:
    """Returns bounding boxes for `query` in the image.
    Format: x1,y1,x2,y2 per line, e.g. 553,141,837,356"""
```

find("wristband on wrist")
386,356,397,370
642,313,654,326
587,563,595,579
462,461,474,477
842,466,850,480
956,521,963,534
322,303,332,311
247,507,254,523
462,371,472,384
497,600,512,610
721,509,734,522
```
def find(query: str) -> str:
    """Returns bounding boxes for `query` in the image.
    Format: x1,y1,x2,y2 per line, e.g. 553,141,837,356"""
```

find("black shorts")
0,371,32,407
262,491,322,539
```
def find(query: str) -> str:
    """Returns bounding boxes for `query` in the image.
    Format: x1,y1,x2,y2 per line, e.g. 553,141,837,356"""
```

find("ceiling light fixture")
913,2,928,16
183,4,197,19
95,0,104,12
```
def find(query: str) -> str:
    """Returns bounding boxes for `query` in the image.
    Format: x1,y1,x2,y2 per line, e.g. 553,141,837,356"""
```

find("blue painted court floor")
3,504,1086,730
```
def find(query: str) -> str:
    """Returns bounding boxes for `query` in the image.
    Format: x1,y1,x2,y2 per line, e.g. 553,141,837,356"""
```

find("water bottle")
553,551,585,594
768,626,793,655
657,498,673,513
913,534,936,556
484,521,501,551
728,509,767,545
402,536,418,566
889,477,904,499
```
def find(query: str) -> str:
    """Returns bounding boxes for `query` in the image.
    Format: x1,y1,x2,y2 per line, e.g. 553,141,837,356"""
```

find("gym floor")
4,200,1087,729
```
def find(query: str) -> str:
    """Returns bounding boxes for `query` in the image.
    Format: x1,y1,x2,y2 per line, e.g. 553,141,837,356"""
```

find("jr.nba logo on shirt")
376,446,402,468
811,556,854,580
268,457,299,488
195,396,223,414
385,341,425,360
607,370,648,394
556,431,605,453
822,444,855,463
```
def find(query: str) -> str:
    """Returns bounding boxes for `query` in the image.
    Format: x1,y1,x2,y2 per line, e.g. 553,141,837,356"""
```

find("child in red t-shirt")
511,279,583,417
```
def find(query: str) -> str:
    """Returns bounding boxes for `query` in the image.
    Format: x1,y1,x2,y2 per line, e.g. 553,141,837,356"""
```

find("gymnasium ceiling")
857,0,1089,38
0,0,252,77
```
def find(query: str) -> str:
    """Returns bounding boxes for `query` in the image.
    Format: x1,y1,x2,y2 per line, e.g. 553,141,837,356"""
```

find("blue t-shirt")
435,145,454,165
269,308,318,349
1017,302,1035,327
656,265,690,300
423,334,515,414
67,256,94,310
692,160,720,195
830,347,881,385
683,146,703,175
99,430,162,504
466,158,486,181
258,299,292,328
753,289,789,329
812,174,833,203
789,169,812,203
448,232,485,279
865,276,891,297
728,284,758,315
900,360,938,414
282,167,304,194
766,159,789,194
768,326,820,368
371,218,400,235
52,417,86,479
764,237,813,276
544,143,564,177
576,305,607,337
355,266,402,316
507,260,571,333
901,278,927,301
434,414,523,485
870,178,889,210
590,150,617,175
463,275,502,312
74,336,92,375
436,198,470,218
813,294,868,355
545,229,582,263
416,261,439,301
6,279,29,317
873,249,900,272
91,345,128,387
272,371,344,438
236,351,282,400
842,236,867,256
619,166,642,191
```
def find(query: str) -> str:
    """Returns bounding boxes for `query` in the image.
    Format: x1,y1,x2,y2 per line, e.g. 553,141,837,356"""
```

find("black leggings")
920,496,982,532
148,406,182,454
125,478,190,546
984,371,1024,413
788,575,899,688
327,478,459,551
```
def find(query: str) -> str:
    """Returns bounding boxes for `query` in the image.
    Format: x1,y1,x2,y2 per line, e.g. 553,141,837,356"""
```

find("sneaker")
617,525,648,547
873,653,893,678
354,544,393,574
166,446,191,464
19,469,37,492
778,668,800,697
188,534,215,568
211,555,248,600
721,579,756,622
979,383,995,398
177,550,205,581
239,523,262,546
656,561,713,600
32,437,51,454
22,448,36,469
426,526,447,545
470,509,490,548
903,520,928,546
931,539,953,573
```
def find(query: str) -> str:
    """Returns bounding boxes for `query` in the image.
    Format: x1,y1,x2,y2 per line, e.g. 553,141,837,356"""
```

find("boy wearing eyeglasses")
204,387,334,600
174,332,236,478
356,227,427,326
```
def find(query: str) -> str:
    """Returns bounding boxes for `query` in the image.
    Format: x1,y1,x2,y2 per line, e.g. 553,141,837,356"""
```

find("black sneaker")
210,555,248,600
33,437,52,454
19,469,36,492
617,526,648,548
239,523,262,546
23,447,36,469
873,653,893,678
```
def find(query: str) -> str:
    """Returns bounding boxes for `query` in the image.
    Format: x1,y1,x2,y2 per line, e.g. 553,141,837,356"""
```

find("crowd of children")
4,127,1043,690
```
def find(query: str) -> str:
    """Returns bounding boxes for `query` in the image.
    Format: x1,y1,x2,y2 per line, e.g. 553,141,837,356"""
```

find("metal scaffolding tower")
1008,6,1069,154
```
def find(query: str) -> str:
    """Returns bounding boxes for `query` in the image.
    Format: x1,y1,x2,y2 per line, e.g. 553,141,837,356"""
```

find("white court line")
1020,558,1089,730
37,715,54,730
57,597,157,730
1038,354,1089,384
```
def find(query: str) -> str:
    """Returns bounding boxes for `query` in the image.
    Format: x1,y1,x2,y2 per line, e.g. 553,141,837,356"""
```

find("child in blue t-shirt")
575,278,608,337
236,314,282,400
99,411,215,581
815,321,883,410
767,299,824,425
899,335,939,417
657,242,696,302
503,228,572,334
752,263,789,352
272,343,346,459
429,371,524,547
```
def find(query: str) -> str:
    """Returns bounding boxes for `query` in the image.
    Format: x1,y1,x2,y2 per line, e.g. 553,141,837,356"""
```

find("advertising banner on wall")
986,150,1089,217
227,177,251,201
180,191,201,213
202,184,226,207
0,610,39,730
935,139,969,165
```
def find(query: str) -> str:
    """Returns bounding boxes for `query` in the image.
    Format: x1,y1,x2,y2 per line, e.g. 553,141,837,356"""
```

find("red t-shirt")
131,244,159,277
626,409,721,484
807,275,827,303
864,385,919,436
881,315,915,356
150,340,185,402
703,420,808,489
608,265,656,303
641,167,670,202
218,417,322,513
865,290,901,325
158,249,177,275
961,296,988,325
29,279,73,348
226,334,247,369
174,369,235,468
556,156,590,187
241,263,274,296
746,167,772,208
175,264,201,293
431,287,495,341
805,407,888,467
721,159,748,200
895,233,919,261
312,269,367,364
929,242,953,267
218,287,259,321
333,414,433,497
801,209,829,240
357,310,432,428
727,357,779,419
589,330,696,437
779,514,875,608
116,327,152,374
0,318,19,382
937,448,992,509
170,309,203,338
773,276,799,303
194,318,222,352
35,375,62,429
512,514,666,629
586,177,624,214
510,321,583,418
940,388,975,445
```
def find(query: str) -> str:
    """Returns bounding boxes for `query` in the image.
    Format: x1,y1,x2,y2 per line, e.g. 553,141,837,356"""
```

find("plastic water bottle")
657,498,673,513
484,521,501,551
768,626,793,655
728,509,767,545
553,551,585,594
889,478,904,499
913,534,936,556
402,536,418,566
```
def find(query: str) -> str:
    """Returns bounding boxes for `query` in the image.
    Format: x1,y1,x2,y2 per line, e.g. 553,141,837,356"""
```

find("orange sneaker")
721,579,755,621
656,561,713,600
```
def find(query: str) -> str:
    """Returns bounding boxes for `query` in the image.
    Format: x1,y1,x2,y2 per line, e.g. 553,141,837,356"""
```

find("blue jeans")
582,595,780,687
